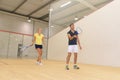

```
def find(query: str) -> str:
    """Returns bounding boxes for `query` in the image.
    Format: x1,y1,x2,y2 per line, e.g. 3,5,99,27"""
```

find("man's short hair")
69,23,74,27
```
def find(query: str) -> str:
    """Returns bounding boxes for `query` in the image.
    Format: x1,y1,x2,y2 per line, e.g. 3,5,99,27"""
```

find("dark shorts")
35,44,43,49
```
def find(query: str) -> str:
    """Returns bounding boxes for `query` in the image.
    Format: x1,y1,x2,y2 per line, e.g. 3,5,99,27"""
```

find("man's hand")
79,45,82,50
77,36,82,50
73,35,77,38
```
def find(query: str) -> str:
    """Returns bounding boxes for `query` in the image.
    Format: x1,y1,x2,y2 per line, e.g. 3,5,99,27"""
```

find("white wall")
0,11,33,34
0,11,48,58
48,0,120,67
0,31,9,57
48,28,69,60
0,11,48,35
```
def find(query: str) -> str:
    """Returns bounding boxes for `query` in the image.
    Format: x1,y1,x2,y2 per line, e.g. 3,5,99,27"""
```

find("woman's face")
38,28,42,33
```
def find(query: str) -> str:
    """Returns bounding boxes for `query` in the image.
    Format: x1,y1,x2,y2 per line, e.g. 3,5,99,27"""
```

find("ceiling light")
60,1,72,8
51,26,54,27
27,17,31,22
49,8,53,12
74,17,78,21
28,19,31,22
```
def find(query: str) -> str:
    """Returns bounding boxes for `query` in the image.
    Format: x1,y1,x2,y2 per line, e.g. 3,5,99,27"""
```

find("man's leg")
74,53,77,64
73,53,79,69
66,53,72,64
73,45,79,69
66,53,71,70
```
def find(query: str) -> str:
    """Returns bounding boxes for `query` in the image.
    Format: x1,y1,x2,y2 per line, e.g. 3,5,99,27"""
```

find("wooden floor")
0,59,120,80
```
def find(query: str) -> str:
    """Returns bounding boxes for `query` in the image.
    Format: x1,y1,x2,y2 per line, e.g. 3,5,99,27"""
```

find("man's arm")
77,36,82,50
67,34,77,40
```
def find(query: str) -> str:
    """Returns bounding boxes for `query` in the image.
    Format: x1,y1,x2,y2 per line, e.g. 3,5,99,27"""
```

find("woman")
32,28,45,65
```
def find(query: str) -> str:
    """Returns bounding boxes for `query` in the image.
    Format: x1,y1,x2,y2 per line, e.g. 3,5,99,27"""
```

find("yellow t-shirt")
34,33,44,45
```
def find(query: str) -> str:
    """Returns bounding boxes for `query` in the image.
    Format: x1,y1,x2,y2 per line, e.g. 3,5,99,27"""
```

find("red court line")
0,29,32,36
0,29,48,39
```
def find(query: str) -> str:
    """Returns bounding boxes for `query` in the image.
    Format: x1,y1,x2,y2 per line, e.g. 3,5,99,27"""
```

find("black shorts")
35,44,43,49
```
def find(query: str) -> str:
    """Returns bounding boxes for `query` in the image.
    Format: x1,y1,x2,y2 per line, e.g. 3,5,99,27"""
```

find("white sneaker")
39,63,43,65
36,61,39,65
36,62,43,65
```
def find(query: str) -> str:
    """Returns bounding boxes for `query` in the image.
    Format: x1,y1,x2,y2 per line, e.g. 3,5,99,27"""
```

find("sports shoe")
39,63,43,65
36,62,43,65
65,65,69,70
73,65,80,69
36,61,39,64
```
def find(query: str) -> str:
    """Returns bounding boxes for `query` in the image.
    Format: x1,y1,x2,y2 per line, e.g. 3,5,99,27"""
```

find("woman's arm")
32,36,36,46
42,36,45,45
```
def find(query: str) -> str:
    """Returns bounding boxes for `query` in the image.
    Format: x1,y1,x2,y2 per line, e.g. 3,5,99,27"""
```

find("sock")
66,64,69,67
74,64,77,66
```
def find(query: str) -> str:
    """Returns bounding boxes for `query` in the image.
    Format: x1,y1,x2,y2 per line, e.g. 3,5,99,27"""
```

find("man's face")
70,24,75,30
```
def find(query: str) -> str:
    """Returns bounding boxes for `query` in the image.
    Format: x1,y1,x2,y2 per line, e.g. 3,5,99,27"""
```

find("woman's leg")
36,48,42,63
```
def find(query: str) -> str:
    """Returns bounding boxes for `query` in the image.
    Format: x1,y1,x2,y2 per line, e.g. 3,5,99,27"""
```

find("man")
66,23,82,70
